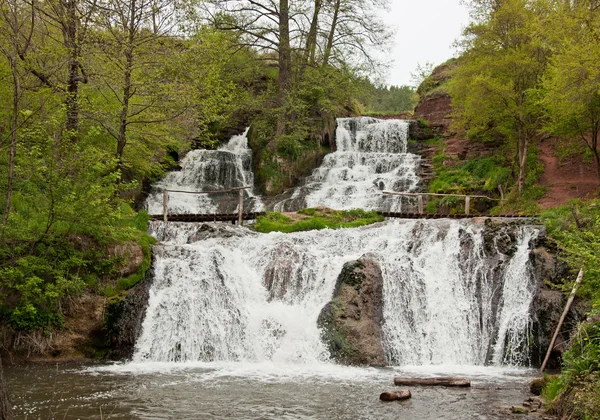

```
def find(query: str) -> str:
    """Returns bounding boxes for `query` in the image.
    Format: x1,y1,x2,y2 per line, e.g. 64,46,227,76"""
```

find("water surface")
6,362,539,419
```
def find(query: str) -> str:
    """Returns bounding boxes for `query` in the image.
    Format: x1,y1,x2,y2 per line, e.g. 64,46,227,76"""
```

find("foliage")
543,308,600,419
542,199,600,419
449,0,549,193
254,208,384,233
542,200,600,299
360,84,417,114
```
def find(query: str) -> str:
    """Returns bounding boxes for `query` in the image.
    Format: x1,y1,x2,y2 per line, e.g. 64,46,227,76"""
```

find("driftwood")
540,269,584,373
380,390,412,401
393,377,471,387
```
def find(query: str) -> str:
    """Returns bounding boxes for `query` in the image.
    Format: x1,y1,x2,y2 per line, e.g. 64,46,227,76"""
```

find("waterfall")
145,128,264,215
135,219,539,366
273,117,421,212
134,116,541,367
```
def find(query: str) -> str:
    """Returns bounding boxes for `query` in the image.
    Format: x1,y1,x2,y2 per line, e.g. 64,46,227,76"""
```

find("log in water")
394,377,471,387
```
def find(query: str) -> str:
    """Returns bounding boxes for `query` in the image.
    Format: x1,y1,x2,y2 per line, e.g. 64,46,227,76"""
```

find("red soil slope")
537,138,599,209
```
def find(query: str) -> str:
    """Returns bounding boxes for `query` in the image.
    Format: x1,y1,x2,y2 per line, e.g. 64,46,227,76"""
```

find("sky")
381,0,471,86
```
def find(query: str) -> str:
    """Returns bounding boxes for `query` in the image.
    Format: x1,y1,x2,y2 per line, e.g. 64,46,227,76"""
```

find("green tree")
450,0,549,193
542,0,600,180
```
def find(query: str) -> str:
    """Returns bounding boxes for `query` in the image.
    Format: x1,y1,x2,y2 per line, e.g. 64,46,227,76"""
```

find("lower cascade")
134,219,540,366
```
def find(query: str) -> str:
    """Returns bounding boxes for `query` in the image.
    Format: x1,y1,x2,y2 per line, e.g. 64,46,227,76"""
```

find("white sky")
381,0,471,86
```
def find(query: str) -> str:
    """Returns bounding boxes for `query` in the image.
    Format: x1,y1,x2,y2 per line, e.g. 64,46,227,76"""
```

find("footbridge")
150,188,539,223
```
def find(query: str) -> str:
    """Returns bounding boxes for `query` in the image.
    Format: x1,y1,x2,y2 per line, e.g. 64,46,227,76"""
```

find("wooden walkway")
150,211,537,223
377,212,538,220
150,212,266,223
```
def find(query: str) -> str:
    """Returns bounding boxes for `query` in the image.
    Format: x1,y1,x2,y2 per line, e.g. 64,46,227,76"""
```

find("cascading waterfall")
134,116,541,368
134,219,539,366
145,128,264,215
273,117,421,212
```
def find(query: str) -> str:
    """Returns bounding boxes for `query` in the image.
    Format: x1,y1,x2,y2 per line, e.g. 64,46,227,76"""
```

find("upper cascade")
145,128,264,215
273,117,421,212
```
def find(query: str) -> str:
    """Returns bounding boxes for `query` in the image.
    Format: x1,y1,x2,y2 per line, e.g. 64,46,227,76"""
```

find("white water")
135,116,540,371
135,219,539,367
145,128,264,214
273,117,421,212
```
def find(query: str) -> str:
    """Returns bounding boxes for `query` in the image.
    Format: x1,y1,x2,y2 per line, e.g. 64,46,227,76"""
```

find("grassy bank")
541,200,600,419
254,208,384,233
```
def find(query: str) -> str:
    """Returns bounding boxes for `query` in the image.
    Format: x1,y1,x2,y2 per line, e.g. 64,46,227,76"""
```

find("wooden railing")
162,186,250,224
382,191,500,216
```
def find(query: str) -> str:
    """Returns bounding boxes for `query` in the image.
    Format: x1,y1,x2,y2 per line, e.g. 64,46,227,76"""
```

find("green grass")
254,208,384,233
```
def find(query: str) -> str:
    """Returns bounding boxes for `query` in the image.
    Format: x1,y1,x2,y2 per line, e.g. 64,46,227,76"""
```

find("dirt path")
537,139,599,209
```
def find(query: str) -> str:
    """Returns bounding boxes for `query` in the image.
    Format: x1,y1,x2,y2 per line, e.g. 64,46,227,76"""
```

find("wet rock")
104,270,154,359
530,289,589,368
186,223,252,243
108,241,144,276
380,390,411,402
263,242,304,301
510,406,529,414
317,254,386,366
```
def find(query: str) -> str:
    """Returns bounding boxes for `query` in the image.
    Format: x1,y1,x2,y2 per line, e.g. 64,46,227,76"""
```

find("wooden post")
163,189,168,222
238,188,244,226
540,269,584,373
417,194,424,214
465,195,470,216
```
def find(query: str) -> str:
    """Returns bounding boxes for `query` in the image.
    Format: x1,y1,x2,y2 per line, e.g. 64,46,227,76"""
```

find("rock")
263,242,303,301
108,241,144,276
104,270,153,359
530,377,549,396
317,254,386,366
530,288,589,368
510,406,529,414
380,390,411,402
393,377,471,387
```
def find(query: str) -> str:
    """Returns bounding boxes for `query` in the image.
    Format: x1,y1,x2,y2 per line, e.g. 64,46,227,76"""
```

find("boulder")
317,254,386,366
380,390,411,402
108,242,144,276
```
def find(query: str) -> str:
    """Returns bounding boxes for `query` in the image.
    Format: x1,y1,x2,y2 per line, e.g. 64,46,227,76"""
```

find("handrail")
162,186,250,224
382,191,500,215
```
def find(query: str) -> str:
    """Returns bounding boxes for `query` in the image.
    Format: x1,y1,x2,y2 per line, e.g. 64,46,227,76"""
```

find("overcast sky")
380,0,471,86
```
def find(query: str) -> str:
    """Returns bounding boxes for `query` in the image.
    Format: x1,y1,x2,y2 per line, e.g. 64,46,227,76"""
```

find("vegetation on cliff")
539,200,600,418
436,0,600,211
0,0,404,354
254,208,383,233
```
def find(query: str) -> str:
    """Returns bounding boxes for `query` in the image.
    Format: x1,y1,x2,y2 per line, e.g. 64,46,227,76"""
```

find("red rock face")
413,91,454,138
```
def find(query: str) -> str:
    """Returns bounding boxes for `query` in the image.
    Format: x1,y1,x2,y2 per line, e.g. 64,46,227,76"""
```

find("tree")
0,0,32,227
542,0,600,179
450,0,549,193
86,0,190,181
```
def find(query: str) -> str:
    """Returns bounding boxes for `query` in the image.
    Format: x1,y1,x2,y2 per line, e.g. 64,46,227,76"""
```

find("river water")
6,362,537,419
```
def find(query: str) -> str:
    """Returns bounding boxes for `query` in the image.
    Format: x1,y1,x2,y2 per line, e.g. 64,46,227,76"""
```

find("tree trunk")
516,132,528,194
116,0,137,177
322,0,340,67
276,0,291,136
0,357,14,420
304,0,321,66
64,0,81,134
592,125,600,181
3,16,20,228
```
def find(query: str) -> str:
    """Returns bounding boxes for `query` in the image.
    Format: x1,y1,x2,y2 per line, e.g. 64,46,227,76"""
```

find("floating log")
380,390,412,402
393,377,471,387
